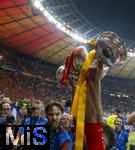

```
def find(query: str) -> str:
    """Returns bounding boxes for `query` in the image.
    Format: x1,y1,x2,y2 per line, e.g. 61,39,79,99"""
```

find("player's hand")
87,58,103,82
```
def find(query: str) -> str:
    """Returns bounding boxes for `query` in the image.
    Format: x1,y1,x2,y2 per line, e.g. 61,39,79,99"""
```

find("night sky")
73,0,135,41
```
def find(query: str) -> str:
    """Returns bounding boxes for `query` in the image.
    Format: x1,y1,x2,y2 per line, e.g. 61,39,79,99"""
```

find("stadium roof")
0,0,135,79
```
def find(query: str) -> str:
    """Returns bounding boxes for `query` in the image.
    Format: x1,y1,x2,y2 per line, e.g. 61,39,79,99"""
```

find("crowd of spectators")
0,50,135,149
0,50,135,114
0,69,71,103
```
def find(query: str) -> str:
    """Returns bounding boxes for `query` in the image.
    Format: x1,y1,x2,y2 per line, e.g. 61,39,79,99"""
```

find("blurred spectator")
61,113,75,144
45,102,73,150
113,116,128,150
106,109,120,128
21,100,48,125
16,106,28,125
0,98,15,124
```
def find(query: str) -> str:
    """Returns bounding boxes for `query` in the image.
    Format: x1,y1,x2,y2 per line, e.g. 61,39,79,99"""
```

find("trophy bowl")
95,31,127,67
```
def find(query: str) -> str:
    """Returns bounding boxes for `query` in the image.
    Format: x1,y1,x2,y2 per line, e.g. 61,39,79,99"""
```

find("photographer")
21,100,48,125
0,98,15,125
